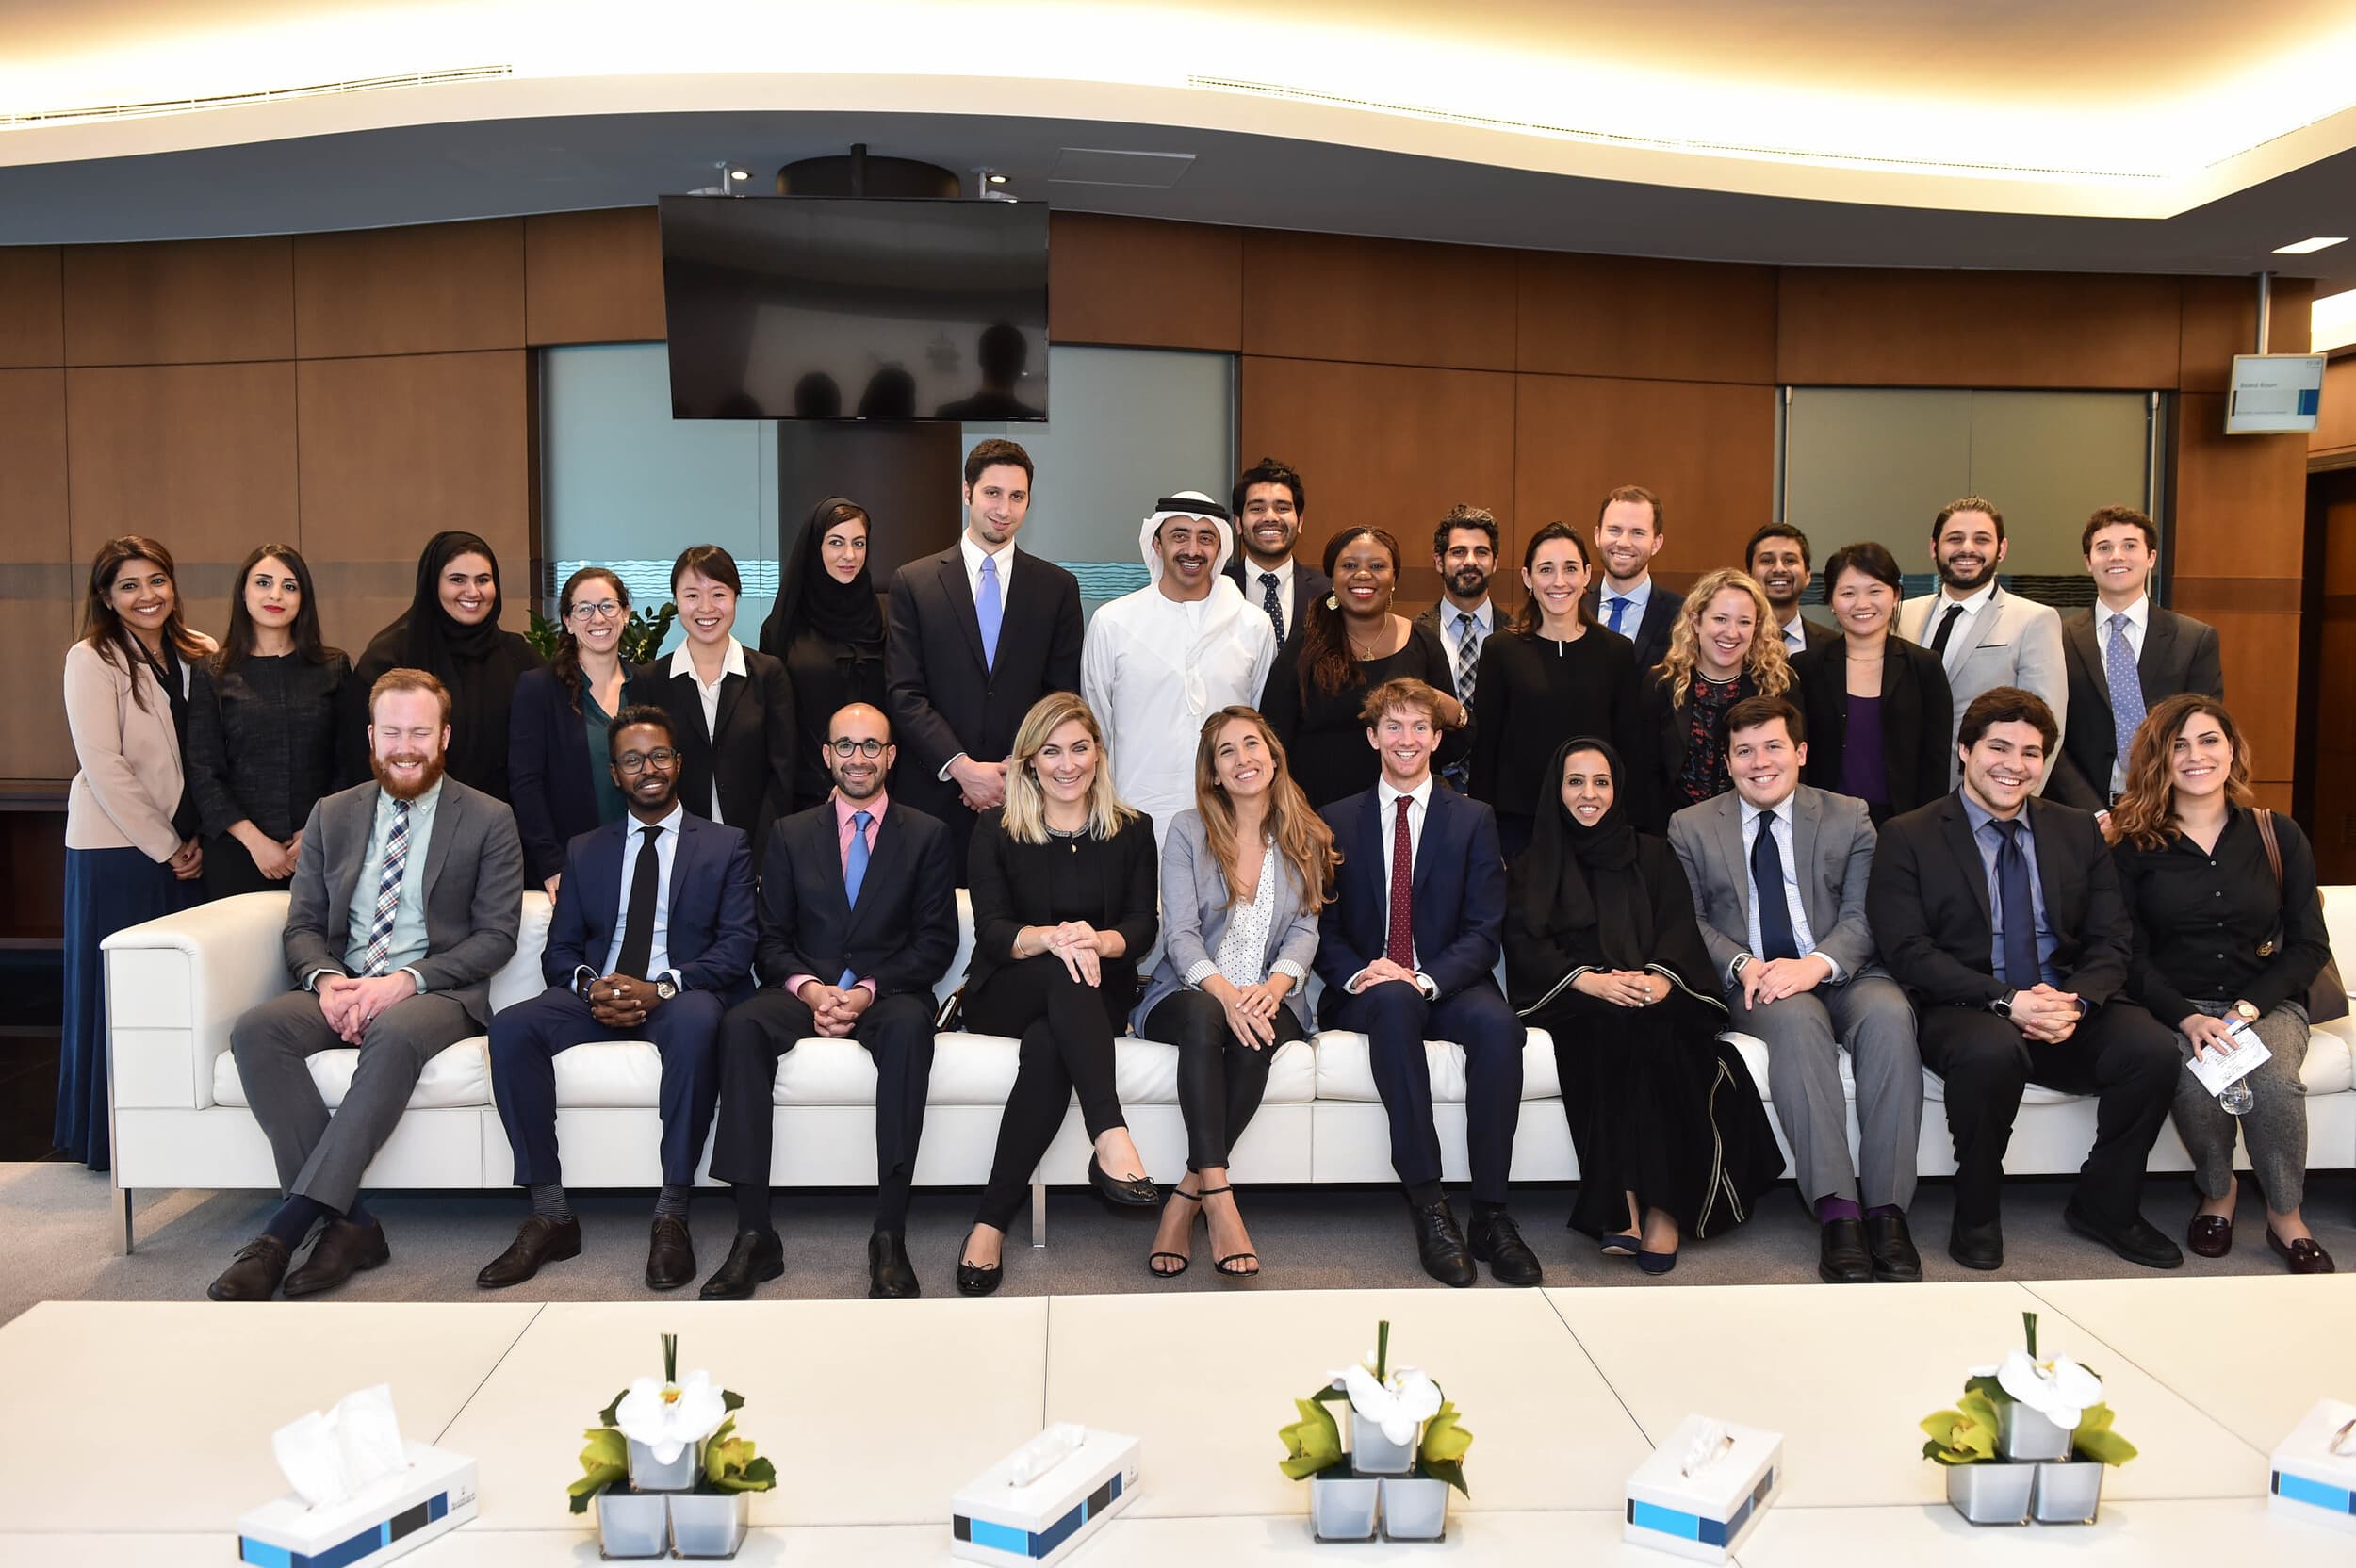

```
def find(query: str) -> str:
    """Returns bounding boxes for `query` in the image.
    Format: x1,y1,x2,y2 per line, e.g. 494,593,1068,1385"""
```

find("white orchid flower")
1988,1349,2103,1430
614,1369,728,1463
1335,1363,1443,1447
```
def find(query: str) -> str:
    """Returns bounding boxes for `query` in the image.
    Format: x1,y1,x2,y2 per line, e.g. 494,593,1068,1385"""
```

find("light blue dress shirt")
339,779,441,989
1960,793,2061,987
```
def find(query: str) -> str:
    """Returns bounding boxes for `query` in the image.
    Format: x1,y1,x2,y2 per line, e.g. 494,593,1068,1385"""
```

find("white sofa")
102,889,2356,1253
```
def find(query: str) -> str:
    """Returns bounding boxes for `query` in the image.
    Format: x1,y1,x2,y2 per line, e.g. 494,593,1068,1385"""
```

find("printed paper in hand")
2184,1021,2270,1098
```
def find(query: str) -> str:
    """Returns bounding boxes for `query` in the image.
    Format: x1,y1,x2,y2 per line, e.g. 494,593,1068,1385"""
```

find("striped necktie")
362,799,412,976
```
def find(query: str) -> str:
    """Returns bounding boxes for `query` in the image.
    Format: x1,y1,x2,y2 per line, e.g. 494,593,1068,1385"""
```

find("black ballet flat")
955,1252,1004,1297
1088,1157,1159,1209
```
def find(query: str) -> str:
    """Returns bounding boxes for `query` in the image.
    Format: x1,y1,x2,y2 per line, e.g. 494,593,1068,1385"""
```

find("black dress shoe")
1410,1200,1476,1287
2185,1214,2233,1258
1865,1214,1923,1282
698,1231,785,1300
1817,1217,1873,1283
2267,1228,2336,1275
207,1235,292,1301
646,1214,696,1291
283,1217,390,1298
1949,1218,2004,1272
2063,1203,2184,1269
1465,1211,1543,1286
1088,1157,1159,1209
868,1231,921,1298
477,1214,583,1289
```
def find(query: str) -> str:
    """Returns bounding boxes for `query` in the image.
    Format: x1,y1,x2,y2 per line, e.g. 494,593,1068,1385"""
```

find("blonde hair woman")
956,693,1160,1294
1132,707,1338,1279
1631,568,1792,829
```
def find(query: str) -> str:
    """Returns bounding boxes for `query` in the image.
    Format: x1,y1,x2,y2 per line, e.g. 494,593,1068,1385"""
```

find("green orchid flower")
566,1427,630,1513
2070,1402,2139,1467
1919,1390,2001,1466
1419,1400,1474,1496
1278,1397,1345,1480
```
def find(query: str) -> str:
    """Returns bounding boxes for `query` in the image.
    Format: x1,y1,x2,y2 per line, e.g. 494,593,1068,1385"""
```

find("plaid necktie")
1453,612,1480,710
362,799,411,976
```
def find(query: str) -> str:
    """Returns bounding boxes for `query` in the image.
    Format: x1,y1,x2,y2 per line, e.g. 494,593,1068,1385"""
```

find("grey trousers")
231,988,476,1213
1730,973,1922,1211
2168,999,2310,1212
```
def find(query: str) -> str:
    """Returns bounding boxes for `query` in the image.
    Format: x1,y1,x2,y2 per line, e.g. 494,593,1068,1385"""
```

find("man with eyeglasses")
703,702,959,1299
477,705,757,1293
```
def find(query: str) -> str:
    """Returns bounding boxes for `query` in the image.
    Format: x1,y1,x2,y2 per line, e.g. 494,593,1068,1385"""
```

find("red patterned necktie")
1385,794,1415,969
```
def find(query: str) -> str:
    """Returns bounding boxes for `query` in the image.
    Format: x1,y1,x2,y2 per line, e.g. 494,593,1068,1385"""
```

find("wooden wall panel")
1243,233,1516,371
0,368,75,776
1238,356,1514,606
1776,269,2183,389
2171,393,2309,579
1513,373,1777,586
1517,253,1777,384
2310,355,2356,461
2204,610,2299,785
525,207,665,346
0,248,64,368
2179,276,2314,395
1049,213,1240,352
294,220,526,359
60,237,293,367
296,351,530,657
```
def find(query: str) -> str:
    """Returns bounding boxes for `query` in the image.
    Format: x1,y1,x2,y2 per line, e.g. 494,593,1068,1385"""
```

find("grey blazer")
1666,783,1884,989
283,776,526,1028
1896,583,2067,792
1132,808,1322,1030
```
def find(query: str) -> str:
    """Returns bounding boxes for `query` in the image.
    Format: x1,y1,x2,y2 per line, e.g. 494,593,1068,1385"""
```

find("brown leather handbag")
2253,808,2348,1025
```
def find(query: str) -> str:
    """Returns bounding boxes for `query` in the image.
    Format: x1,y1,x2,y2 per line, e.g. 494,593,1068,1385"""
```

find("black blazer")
884,545,1085,873
962,808,1158,1001
1865,792,2132,1012
1792,638,1954,819
627,646,796,866
508,660,640,887
1313,783,1507,1010
1787,615,1841,656
754,798,959,1001
1582,580,1685,674
2048,606,2225,811
1224,556,1333,649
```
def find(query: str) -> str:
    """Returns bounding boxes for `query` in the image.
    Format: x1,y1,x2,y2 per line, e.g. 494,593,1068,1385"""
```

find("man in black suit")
1581,483,1685,672
2048,505,2225,813
1866,687,2182,1274
885,438,1084,881
1224,455,1333,655
1413,504,1499,790
1746,523,1840,659
1315,677,1542,1289
478,705,758,1293
702,702,959,1300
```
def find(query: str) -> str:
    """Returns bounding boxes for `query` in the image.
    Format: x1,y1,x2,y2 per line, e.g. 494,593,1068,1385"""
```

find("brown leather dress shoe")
207,1235,292,1301
283,1217,391,1298
2185,1213,2233,1259
2268,1229,2336,1275
646,1214,695,1291
477,1214,584,1289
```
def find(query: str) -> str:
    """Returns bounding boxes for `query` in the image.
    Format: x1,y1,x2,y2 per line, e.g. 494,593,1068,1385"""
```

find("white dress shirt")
1736,793,1841,983
668,638,748,821
1349,774,1438,997
958,531,1017,604
584,802,684,991
1779,614,1808,657
1923,581,1995,669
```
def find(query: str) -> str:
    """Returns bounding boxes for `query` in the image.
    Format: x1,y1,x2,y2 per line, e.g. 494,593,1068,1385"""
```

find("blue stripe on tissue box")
954,1469,1123,1559
239,1491,450,1568
1627,1467,1771,1549
2274,1468,2356,1514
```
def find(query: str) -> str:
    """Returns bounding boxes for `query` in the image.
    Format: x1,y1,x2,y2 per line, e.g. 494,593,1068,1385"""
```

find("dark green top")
584,687,628,827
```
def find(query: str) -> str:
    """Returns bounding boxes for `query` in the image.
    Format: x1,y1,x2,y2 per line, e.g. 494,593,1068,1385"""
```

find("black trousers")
968,954,1133,1232
1918,1000,2178,1229
1141,990,1304,1172
709,988,937,1229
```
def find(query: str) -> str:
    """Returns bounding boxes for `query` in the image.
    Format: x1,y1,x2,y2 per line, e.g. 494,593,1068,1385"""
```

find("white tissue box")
951,1427,1139,1567
1624,1414,1782,1563
237,1442,476,1568
2270,1396,2356,1534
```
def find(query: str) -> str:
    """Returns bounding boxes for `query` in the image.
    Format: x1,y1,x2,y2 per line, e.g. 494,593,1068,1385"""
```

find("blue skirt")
57,845,201,1169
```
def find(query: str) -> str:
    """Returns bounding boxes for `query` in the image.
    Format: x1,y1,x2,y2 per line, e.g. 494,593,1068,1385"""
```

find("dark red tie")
1385,795,1415,969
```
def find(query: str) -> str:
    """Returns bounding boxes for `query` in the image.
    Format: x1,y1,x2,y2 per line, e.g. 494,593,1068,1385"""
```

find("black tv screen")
658,195,1049,421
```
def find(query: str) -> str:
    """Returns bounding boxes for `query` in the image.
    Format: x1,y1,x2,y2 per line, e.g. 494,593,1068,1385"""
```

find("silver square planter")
1345,1413,1417,1476
1308,1470,1381,1542
596,1490,670,1559
628,1437,700,1494
669,1491,752,1558
1378,1476,1450,1542
1945,1462,2035,1526
1996,1403,2072,1462
2032,1460,2104,1524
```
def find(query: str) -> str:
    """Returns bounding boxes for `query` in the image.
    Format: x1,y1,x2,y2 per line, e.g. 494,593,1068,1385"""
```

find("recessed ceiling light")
2273,236,2346,254
728,167,750,182
987,173,1008,185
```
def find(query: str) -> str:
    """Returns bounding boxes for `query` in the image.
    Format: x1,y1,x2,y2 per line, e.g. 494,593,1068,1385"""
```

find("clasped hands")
316,972,419,1043
1030,921,1108,987
948,754,1008,812
1739,954,1835,1009
794,979,875,1037
2005,983,2084,1043
1207,973,1293,1051
1573,968,1668,1008
581,972,667,1030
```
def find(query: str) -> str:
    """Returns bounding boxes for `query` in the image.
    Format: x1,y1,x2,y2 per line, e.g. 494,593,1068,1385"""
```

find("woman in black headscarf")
1506,737,1780,1275
342,531,544,799
761,496,888,811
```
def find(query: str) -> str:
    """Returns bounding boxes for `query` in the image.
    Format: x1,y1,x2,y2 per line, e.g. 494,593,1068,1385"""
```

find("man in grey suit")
2048,505,2225,812
1668,695,1922,1285
207,668,523,1302
1895,496,2067,792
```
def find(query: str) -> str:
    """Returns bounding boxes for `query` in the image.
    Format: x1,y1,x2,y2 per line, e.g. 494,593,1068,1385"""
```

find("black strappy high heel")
1148,1187,1202,1278
1198,1185,1260,1278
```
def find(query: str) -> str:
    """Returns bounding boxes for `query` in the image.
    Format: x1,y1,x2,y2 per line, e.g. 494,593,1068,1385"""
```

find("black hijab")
1514,736,1654,971
763,496,884,659
361,531,538,798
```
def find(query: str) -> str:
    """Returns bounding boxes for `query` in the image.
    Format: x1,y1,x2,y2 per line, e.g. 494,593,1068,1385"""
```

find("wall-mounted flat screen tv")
659,194,1049,421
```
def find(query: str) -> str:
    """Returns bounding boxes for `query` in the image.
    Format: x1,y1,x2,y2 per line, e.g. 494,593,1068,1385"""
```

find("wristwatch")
1989,990,2017,1019
655,976,679,1001
1730,955,1753,978
2232,1000,2260,1022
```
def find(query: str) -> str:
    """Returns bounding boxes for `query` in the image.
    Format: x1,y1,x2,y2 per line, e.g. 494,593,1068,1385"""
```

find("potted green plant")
1277,1320,1474,1543
1920,1313,2136,1526
569,1333,776,1559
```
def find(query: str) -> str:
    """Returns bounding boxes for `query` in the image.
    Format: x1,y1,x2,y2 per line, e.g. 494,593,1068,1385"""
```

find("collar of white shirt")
628,802,687,841
2100,594,2150,637
1937,581,1996,620
959,531,1016,590
1379,774,1436,822
1739,792,1794,839
669,637,747,685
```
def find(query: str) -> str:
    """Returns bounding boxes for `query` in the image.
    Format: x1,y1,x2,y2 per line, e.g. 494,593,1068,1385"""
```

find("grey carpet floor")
6,1161,2350,1324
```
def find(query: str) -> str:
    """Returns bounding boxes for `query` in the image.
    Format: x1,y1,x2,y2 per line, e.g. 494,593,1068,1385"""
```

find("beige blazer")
64,636,213,858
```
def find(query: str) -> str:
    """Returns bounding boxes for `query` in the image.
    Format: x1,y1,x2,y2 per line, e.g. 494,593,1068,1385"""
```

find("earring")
1325,594,1338,611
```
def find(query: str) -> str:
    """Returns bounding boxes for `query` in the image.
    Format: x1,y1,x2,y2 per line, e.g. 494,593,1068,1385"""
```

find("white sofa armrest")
102,890,295,1109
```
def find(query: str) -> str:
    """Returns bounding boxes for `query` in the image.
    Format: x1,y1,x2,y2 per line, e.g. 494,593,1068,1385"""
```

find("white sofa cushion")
212,1037,492,1110
1312,1029,1561,1103
768,1033,1317,1108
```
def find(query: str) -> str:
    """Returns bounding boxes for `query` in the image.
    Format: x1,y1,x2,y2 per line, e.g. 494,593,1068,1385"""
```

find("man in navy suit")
1580,483,1685,673
478,705,757,1293
1316,678,1542,1287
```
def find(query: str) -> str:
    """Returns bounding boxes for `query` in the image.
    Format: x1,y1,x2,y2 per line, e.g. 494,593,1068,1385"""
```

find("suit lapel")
712,668,748,743
1939,796,1993,929
2026,798,2071,929
1412,787,1446,897
2068,613,2109,705
1950,586,2004,671
2139,609,2177,694
849,806,910,930
331,787,379,940
1712,792,1751,932
670,813,704,908
421,782,457,904
1791,787,1825,930
938,551,988,675
1356,792,1388,934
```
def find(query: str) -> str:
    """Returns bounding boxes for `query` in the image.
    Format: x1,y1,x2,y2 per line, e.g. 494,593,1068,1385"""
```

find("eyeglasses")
569,600,625,621
828,738,888,759
614,748,679,774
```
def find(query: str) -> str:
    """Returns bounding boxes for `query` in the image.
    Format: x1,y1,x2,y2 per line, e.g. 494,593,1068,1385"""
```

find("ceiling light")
987,173,1008,185
728,167,750,181
2273,237,2347,254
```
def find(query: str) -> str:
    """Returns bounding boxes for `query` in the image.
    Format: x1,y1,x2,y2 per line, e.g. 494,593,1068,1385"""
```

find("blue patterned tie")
975,555,1003,672
2104,613,2145,785
1607,596,1630,635
362,799,411,975
1752,813,1799,962
839,810,871,988
1993,819,2041,988
1260,571,1286,649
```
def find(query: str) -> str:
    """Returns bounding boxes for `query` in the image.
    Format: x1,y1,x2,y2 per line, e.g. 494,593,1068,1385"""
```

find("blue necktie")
1607,596,1630,635
1993,819,2041,988
1260,571,1286,649
839,810,871,988
2103,613,2145,785
1752,813,1799,962
976,555,1003,672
